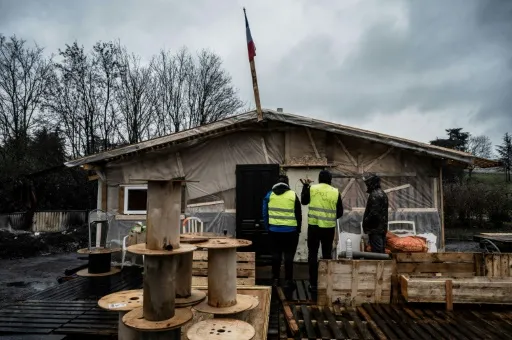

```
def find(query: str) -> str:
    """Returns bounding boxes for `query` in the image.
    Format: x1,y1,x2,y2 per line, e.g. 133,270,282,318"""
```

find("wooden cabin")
65,109,497,263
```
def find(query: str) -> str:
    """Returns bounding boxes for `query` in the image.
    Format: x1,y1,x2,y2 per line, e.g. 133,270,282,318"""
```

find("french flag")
244,8,256,62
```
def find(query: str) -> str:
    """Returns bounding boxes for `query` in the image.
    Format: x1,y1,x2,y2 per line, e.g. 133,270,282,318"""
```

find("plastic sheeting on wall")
102,122,444,261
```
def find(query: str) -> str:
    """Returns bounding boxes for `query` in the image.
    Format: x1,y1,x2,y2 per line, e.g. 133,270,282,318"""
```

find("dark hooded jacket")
262,182,302,232
362,175,389,234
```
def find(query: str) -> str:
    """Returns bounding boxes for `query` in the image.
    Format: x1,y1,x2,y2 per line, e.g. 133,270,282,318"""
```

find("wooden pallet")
192,251,256,286
289,304,374,340
318,259,393,306
358,303,512,340
0,300,111,335
401,275,512,305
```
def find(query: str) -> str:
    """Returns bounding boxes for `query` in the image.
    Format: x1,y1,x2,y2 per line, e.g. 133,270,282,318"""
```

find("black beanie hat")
318,170,332,184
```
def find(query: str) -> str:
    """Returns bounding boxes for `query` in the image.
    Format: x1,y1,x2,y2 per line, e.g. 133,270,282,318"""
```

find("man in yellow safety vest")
262,175,302,287
301,170,343,293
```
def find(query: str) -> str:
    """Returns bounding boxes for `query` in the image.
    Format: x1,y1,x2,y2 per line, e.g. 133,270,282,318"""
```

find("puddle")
4,281,54,291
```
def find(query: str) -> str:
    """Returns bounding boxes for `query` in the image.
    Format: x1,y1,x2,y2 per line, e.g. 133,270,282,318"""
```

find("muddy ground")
0,239,484,305
0,252,84,304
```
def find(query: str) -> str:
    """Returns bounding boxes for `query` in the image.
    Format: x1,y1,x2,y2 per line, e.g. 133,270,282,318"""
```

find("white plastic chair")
387,221,416,237
182,217,204,234
335,221,364,258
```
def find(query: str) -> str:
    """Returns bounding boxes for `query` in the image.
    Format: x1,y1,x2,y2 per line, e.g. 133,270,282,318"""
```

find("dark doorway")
236,164,280,264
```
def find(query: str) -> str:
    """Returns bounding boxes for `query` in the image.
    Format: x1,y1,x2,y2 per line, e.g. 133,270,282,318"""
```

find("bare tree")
153,47,243,135
185,49,243,129
47,41,121,157
468,135,493,159
152,48,191,135
0,35,53,146
116,49,155,144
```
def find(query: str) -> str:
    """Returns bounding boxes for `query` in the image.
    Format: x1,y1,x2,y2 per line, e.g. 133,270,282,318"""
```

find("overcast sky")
1,0,510,150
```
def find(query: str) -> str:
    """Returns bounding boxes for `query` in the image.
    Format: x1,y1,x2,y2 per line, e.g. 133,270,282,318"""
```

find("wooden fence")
0,210,88,232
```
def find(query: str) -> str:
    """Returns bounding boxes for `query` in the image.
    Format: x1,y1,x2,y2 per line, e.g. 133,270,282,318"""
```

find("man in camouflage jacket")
362,174,389,253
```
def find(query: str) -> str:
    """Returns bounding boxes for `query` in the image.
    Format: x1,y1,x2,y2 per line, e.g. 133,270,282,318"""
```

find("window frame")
123,184,148,215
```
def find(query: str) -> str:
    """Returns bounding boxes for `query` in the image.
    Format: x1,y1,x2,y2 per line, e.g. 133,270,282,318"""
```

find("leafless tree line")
0,34,245,158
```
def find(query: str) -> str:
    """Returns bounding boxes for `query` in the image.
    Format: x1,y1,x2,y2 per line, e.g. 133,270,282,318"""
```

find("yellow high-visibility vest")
268,190,297,227
308,183,339,228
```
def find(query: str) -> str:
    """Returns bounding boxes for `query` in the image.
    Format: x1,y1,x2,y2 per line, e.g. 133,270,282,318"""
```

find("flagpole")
250,59,263,121
244,7,263,122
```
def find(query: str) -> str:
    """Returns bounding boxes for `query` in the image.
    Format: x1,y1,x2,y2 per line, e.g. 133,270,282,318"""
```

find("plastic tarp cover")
102,123,443,261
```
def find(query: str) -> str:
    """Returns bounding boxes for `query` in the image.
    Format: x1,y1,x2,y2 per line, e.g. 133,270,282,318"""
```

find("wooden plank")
300,305,317,339
311,306,331,339
435,310,488,340
445,279,453,311
347,308,372,340
361,304,398,340
493,254,500,278
395,252,475,263
486,254,494,277
401,275,512,304
276,287,299,336
402,307,445,339
374,261,384,303
422,309,469,340
373,304,409,339
118,186,124,214
396,262,475,274
350,261,360,307
322,307,345,340
379,304,421,340
389,305,431,340
357,306,386,340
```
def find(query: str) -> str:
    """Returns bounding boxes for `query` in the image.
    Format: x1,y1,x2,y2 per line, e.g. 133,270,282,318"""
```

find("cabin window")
124,185,148,214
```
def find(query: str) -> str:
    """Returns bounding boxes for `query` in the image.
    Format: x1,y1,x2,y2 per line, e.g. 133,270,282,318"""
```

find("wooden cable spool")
98,289,143,340
193,238,259,315
76,247,121,277
121,180,195,340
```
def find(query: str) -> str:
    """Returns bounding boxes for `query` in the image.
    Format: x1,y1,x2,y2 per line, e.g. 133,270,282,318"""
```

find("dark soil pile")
0,225,88,259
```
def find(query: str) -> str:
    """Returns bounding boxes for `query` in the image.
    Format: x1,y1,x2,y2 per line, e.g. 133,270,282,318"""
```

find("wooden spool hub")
98,289,143,340
193,239,258,315
123,306,193,332
77,247,121,277
175,252,206,307
187,319,255,340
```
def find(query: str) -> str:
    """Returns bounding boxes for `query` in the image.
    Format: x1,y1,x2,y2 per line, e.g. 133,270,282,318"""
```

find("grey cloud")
265,0,511,142
1,0,511,144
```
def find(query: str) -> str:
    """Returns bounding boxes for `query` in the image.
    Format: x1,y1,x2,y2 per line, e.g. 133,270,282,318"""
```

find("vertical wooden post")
445,279,453,311
249,60,263,121
439,167,445,251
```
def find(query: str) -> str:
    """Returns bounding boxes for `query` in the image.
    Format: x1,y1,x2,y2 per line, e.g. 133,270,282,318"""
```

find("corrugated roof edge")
64,109,499,168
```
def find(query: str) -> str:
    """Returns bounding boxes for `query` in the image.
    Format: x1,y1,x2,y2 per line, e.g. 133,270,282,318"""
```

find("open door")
236,164,280,264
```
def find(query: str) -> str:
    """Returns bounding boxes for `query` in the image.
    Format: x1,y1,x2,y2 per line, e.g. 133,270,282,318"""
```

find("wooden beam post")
439,167,445,251
445,279,453,311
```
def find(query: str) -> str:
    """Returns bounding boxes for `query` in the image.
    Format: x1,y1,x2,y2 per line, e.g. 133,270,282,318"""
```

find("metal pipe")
338,251,391,260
